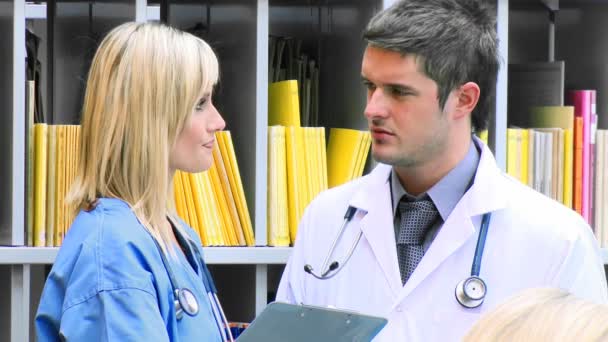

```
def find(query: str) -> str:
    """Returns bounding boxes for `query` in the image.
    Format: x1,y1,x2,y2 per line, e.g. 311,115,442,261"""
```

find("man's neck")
394,138,472,196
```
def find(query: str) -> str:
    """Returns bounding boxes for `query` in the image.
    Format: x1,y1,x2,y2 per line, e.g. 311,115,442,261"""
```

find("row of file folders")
27,124,255,247
267,126,371,246
505,100,608,248
27,124,371,247
28,124,80,247
173,131,255,246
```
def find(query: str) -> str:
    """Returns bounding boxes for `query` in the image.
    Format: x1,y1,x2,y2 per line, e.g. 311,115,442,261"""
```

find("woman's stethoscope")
152,229,235,342
304,205,492,309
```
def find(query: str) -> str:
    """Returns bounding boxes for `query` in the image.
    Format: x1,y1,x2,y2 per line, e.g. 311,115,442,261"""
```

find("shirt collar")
390,138,481,221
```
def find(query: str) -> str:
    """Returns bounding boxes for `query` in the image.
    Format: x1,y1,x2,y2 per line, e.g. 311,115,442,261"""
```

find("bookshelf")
509,0,608,244
6,0,606,341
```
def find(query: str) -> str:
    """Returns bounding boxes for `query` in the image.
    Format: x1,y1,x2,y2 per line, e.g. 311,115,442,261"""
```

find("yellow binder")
33,123,48,247
180,171,199,232
45,125,56,247
54,125,65,246
327,128,364,188
267,126,290,246
269,80,301,127
208,160,238,246
285,126,305,243
212,142,246,246
173,173,188,224
217,131,255,246
187,172,207,244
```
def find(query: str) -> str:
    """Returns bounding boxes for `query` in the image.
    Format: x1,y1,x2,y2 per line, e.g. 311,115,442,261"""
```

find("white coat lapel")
396,198,476,304
349,164,402,297
394,138,509,305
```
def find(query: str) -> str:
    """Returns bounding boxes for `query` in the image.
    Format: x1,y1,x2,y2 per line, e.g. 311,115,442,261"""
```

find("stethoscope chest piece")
455,276,486,308
175,288,199,319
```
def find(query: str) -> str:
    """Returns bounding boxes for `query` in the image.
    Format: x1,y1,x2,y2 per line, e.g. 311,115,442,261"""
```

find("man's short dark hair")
363,0,500,132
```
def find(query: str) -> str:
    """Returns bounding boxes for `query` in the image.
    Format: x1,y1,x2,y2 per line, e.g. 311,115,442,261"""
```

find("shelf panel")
204,247,292,264
25,2,161,20
25,3,46,19
0,246,292,265
511,0,608,10
3,245,608,264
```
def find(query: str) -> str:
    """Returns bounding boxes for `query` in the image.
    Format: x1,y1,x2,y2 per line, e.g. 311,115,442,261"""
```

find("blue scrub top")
35,198,223,342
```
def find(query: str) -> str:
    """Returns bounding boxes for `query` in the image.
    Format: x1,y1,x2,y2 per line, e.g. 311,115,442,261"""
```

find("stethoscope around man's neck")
304,205,492,309
151,225,235,342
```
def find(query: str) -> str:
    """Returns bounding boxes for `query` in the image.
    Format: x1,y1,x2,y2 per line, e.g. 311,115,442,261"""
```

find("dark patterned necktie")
397,199,438,285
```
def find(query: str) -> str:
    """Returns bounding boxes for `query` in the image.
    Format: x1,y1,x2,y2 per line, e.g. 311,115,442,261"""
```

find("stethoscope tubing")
320,231,363,280
307,206,493,309
304,206,358,280
214,292,235,342
319,207,357,273
471,212,491,277
152,228,234,342
186,239,235,342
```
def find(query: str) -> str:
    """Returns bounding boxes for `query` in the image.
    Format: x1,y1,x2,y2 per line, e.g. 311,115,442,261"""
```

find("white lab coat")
276,139,608,341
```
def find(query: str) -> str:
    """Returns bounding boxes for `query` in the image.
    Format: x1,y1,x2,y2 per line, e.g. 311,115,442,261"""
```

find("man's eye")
363,81,376,91
389,87,410,97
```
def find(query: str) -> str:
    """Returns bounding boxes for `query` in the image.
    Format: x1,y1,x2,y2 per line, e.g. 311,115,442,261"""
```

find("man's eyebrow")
360,77,419,94
384,83,420,95
385,82,415,89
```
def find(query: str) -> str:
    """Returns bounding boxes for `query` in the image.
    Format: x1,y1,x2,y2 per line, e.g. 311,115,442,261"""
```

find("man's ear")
453,82,480,119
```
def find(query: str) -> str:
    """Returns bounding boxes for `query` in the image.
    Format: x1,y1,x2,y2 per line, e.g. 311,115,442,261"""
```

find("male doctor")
276,0,608,340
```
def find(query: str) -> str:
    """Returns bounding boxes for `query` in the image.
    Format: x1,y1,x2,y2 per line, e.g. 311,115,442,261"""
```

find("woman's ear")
453,82,480,119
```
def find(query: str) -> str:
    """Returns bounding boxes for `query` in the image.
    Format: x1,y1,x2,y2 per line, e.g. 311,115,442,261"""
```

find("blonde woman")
463,287,608,341
35,22,231,341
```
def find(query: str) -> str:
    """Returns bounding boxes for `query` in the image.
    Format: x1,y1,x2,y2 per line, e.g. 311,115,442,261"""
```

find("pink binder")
567,90,595,225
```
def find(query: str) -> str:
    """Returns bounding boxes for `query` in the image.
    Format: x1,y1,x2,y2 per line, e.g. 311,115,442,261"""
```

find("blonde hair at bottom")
463,287,608,342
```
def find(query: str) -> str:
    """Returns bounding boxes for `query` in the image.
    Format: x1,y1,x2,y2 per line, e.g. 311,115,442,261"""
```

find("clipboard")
236,302,388,342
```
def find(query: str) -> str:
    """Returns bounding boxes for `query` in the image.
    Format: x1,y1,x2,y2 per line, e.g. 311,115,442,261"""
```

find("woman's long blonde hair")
68,22,219,251
463,287,608,341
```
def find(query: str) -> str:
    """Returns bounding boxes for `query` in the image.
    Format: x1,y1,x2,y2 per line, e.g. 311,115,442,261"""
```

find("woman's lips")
202,140,215,149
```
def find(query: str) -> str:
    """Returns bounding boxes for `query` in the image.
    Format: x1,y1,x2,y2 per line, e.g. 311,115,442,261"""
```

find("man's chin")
372,151,416,168
371,151,396,166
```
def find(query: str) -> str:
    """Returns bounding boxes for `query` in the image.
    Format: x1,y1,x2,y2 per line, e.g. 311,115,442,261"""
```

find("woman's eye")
195,98,209,111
